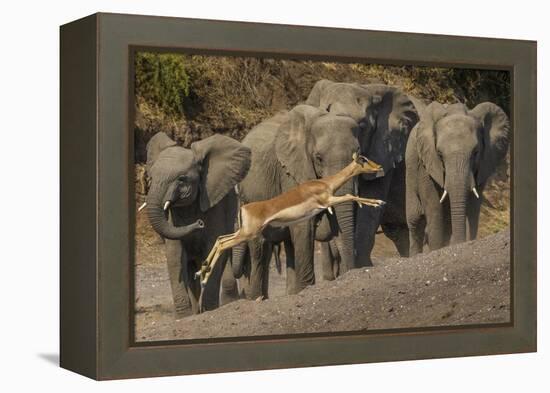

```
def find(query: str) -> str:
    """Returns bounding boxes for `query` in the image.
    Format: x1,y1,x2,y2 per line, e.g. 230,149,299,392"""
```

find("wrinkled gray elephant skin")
306,80,421,269
144,132,251,315
232,105,365,299
405,102,510,255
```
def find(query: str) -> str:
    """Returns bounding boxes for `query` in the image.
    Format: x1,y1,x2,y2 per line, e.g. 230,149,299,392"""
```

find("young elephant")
405,102,510,255
144,132,251,315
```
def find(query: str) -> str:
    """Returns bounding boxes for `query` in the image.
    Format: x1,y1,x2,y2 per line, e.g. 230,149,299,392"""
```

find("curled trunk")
146,182,199,240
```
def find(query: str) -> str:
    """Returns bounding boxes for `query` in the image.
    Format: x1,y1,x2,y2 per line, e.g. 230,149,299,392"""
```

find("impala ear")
275,105,326,184
469,102,510,186
146,132,177,174
191,134,251,211
415,102,447,188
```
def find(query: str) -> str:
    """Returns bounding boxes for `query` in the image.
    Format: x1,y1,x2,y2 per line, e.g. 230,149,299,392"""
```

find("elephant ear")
191,134,251,212
145,132,177,174
362,84,419,175
275,105,325,184
305,79,335,107
415,102,448,188
469,102,510,186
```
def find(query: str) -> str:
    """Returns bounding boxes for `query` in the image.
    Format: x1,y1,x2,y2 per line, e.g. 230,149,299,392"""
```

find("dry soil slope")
174,229,510,339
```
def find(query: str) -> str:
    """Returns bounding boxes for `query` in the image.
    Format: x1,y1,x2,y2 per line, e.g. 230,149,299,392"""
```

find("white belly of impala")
265,202,325,228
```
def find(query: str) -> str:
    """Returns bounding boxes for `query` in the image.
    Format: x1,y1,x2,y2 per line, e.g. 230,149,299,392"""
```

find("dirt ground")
134,219,510,341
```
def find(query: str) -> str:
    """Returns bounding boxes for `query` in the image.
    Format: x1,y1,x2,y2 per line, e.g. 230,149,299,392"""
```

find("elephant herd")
142,79,510,316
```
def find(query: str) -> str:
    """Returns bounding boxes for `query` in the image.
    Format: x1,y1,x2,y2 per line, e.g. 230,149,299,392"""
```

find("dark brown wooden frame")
60,12,537,380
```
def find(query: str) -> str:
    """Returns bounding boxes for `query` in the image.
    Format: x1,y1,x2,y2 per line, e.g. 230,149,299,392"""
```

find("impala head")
351,152,384,176
306,80,419,179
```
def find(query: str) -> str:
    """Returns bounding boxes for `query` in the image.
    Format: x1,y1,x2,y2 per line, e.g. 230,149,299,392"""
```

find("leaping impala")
196,153,386,291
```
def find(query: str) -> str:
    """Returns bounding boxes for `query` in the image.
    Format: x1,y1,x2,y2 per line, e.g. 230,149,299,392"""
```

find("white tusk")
327,207,334,215
439,189,448,203
472,187,480,199
138,202,147,212
163,201,171,211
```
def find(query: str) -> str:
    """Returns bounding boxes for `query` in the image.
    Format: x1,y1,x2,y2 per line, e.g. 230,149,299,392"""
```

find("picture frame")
60,12,536,380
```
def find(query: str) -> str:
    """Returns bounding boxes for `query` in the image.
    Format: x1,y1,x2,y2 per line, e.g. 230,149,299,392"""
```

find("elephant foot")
356,257,374,268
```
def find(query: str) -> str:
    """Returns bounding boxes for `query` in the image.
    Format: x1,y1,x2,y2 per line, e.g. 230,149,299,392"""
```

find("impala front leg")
327,194,386,209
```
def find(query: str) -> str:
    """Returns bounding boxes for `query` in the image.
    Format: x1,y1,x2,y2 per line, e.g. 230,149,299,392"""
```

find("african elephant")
232,104,369,298
144,132,251,315
405,102,510,254
306,80,420,269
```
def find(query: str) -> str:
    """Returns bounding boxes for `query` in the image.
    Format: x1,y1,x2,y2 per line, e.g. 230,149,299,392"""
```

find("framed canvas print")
60,13,537,380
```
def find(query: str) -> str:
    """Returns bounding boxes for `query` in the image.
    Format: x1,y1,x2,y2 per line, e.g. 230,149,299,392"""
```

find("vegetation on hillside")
133,52,511,236
134,53,510,160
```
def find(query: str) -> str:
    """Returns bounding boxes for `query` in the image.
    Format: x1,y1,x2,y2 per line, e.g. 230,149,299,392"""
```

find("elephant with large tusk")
144,132,251,315
405,101,510,255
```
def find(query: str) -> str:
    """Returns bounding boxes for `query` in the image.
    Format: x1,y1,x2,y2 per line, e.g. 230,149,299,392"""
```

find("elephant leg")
240,237,271,300
283,238,297,293
220,259,239,305
356,175,392,266
425,208,448,251
320,241,336,281
181,256,201,315
381,223,410,257
467,193,482,240
164,239,192,318
287,221,315,294
407,215,426,257
199,250,228,312
355,205,383,267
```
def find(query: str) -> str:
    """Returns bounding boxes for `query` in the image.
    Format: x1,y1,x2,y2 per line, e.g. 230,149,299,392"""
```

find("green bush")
135,52,190,116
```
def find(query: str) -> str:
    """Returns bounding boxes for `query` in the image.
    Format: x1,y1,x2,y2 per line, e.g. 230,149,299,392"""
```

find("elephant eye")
315,153,323,163
178,175,187,182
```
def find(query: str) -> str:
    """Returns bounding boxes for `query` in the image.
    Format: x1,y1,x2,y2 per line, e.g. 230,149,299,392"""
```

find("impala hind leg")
201,235,248,287
196,232,239,281
204,232,236,266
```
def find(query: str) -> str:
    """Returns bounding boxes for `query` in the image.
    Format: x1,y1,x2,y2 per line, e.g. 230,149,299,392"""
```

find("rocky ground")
134,227,510,342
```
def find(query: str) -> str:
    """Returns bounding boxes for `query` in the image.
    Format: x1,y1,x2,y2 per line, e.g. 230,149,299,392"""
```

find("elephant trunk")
332,180,356,270
232,242,247,278
446,155,471,245
146,182,199,240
